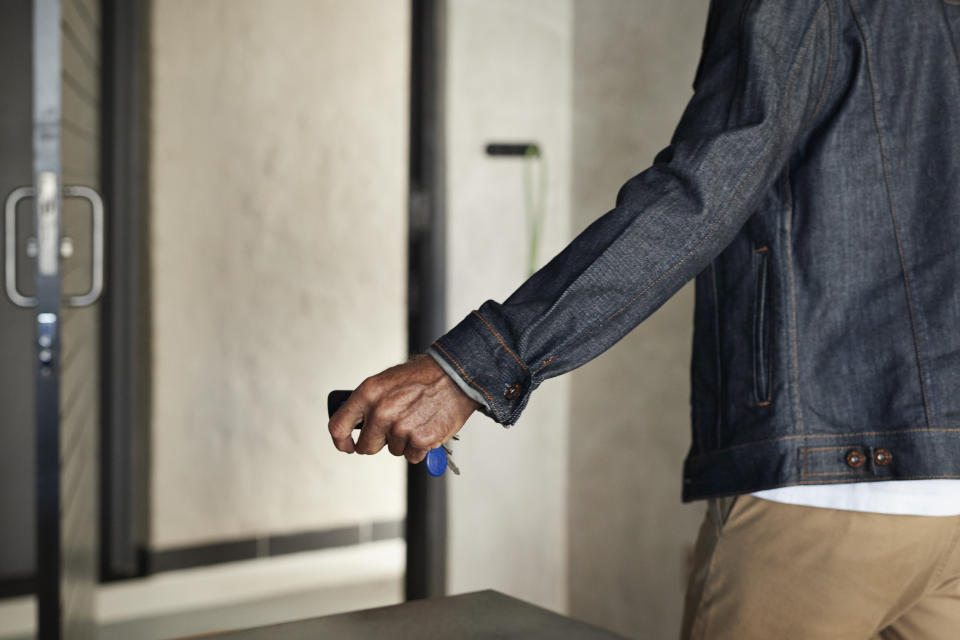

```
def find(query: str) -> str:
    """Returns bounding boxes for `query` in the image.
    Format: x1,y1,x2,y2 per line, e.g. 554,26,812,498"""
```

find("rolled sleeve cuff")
428,310,536,426
426,346,492,415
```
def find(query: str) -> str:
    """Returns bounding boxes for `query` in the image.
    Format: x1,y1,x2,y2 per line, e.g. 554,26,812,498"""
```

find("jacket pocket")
752,246,772,405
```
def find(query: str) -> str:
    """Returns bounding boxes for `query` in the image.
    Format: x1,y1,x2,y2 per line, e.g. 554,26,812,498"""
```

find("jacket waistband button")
504,383,521,400
874,448,892,467
845,450,866,469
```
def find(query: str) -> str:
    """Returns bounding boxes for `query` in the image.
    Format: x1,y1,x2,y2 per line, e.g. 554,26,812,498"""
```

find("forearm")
431,132,775,424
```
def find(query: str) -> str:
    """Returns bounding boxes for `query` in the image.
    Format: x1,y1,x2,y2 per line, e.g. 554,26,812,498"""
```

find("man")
329,1,960,637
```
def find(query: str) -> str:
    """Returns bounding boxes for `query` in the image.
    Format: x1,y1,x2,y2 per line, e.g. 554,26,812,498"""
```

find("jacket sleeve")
428,0,836,425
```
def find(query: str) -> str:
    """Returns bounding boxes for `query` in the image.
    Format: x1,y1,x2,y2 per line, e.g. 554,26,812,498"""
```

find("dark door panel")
0,0,37,588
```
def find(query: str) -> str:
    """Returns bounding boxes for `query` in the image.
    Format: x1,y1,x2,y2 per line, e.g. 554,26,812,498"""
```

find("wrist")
425,346,491,417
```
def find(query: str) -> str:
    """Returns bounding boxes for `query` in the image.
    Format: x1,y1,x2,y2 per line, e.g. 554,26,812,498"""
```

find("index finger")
328,390,367,453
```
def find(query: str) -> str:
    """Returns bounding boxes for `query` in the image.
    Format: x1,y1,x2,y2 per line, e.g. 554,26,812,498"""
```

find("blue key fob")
425,447,447,477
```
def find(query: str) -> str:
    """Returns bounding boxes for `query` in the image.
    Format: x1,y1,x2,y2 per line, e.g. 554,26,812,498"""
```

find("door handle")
61,185,104,307
3,184,105,308
4,186,37,307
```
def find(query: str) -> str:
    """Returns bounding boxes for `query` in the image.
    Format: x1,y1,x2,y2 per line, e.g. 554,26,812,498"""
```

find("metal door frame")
99,0,151,583
406,0,448,600
32,0,64,635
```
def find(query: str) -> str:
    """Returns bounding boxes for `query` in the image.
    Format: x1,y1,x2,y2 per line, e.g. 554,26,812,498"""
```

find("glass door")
2,1,104,637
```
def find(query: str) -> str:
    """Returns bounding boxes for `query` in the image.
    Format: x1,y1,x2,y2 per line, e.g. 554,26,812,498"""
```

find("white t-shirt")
752,480,960,516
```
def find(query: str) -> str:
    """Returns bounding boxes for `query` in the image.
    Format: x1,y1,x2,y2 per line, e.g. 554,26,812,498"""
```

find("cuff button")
845,449,866,469
504,383,521,400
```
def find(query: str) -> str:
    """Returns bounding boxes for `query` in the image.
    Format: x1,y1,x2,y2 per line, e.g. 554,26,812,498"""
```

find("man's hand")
328,354,482,463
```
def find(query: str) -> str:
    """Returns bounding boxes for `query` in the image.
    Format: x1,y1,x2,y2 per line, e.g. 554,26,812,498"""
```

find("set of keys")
425,437,461,477
327,390,461,477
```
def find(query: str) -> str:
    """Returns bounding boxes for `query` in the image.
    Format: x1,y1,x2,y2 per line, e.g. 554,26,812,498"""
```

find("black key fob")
327,390,364,430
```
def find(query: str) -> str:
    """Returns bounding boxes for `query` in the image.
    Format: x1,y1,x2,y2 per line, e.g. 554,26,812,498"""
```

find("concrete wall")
444,0,573,614
149,0,409,549
566,2,710,638
149,1,716,634
443,0,711,635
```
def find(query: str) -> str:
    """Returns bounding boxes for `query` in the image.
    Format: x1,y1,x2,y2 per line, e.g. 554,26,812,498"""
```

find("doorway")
0,1,105,637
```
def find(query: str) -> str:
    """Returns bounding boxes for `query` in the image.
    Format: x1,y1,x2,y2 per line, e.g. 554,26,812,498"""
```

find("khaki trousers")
681,495,960,639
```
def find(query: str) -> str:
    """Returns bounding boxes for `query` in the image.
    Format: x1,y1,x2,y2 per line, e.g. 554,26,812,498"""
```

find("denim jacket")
428,0,960,501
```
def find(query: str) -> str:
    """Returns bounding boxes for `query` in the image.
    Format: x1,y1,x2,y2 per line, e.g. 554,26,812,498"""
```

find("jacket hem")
682,427,960,501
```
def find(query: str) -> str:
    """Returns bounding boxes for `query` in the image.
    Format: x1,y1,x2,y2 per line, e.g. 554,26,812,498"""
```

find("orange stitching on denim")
800,445,854,478
803,470,863,477
756,400,772,407
688,427,960,460
850,0,934,427
471,311,529,373
534,356,556,375
431,342,503,421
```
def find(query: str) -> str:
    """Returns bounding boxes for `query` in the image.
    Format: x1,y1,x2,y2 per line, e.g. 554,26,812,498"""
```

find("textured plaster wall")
566,1,711,638
443,3,713,630
444,0,573,614
150,0,409,549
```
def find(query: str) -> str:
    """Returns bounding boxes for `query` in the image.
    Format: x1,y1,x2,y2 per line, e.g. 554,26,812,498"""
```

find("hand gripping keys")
327,390,460,477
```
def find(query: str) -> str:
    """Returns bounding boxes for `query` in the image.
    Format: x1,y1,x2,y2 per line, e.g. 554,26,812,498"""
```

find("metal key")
442,444,461,476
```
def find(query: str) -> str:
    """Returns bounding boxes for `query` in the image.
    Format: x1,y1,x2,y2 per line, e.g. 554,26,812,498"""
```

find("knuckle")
367,411,387,432
394,418,414,436
409,433,435,450
353,383,370,403
359,376,381,396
